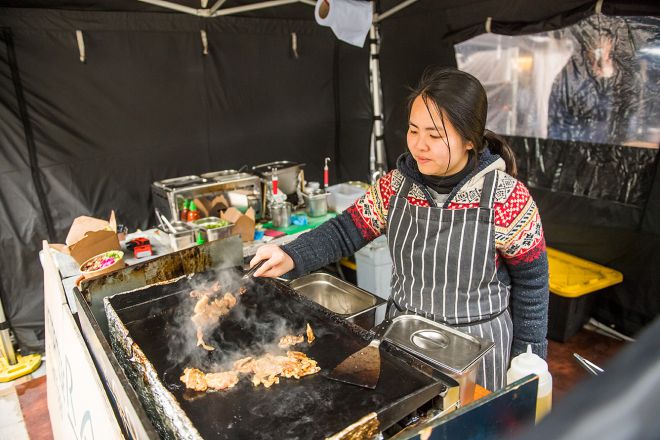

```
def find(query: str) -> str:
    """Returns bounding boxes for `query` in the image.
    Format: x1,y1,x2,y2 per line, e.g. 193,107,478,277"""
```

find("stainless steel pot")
269,201,292,228
252,161,304,195
302,190,329,217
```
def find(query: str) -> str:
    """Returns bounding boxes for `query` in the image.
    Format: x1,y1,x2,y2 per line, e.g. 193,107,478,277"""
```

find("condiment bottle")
187,200,200,222
180,199,189,221
506,345,553,422
196,231,205,245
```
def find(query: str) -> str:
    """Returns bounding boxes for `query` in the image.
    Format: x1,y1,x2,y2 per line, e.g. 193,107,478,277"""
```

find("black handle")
372,317,394,342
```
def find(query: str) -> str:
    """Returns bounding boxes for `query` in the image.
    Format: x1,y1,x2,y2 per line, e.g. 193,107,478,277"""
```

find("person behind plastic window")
251,66,549,391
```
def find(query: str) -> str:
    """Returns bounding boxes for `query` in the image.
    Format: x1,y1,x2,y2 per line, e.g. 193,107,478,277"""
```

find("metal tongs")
242,260,266,281
573,353,604,376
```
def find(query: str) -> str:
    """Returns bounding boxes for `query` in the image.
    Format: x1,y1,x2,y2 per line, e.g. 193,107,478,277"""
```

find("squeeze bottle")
506,345,552,422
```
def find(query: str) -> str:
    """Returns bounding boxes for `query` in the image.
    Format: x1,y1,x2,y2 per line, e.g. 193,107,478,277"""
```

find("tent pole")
137,0,207,16
369,21,387,183
375,0,420,23
212,0,312,16
0,297,16,366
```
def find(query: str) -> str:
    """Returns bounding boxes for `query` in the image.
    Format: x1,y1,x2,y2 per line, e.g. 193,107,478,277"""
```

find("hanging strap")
479,171,499,209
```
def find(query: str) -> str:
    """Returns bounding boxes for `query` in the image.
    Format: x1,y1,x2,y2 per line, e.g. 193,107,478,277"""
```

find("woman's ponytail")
483,129,517,178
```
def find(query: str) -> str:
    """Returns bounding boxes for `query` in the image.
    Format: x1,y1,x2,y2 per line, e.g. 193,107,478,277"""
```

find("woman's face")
407,95,473,176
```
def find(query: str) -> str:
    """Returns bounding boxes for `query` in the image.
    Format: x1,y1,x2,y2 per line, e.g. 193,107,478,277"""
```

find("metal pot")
302,190,328,217
252,161,304,195
269,201,292,227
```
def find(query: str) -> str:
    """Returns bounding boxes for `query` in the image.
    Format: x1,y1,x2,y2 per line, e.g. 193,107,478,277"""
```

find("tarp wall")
0,7,371,351
1,1,659,351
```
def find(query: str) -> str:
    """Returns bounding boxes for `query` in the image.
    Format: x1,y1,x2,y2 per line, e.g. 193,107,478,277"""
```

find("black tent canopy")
0,0,658,355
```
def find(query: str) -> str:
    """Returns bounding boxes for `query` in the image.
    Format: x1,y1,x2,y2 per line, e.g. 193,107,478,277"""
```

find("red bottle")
187,200,200,222
180,199,189,221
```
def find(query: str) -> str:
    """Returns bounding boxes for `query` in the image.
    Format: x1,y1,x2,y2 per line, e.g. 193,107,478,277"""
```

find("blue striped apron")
386,171,513,391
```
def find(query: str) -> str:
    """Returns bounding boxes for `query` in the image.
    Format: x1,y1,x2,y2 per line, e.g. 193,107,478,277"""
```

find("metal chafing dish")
385,315,494,405
152,170,262,220
289,273,386,329
103,273,459,440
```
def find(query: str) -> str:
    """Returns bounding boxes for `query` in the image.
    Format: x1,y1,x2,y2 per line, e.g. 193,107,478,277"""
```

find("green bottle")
196,231,205,245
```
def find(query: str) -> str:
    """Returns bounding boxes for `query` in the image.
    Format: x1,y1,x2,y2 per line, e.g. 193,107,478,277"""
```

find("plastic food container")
191,217,233,242
79,250,125,279
547,247,623,341
326,183,366,212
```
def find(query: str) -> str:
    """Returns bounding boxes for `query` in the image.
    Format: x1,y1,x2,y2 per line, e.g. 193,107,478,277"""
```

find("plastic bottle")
180,199,189,221
187,200,200,222
506,345,553,422
196,231,205,245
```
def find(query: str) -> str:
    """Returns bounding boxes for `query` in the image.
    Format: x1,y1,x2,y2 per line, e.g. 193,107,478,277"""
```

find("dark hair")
407,66,517,177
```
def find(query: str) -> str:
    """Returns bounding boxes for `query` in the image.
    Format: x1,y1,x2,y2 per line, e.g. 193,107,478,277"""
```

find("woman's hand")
249,245,295,278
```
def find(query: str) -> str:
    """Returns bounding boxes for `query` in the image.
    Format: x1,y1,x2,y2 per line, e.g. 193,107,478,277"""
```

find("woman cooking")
251,67,549,391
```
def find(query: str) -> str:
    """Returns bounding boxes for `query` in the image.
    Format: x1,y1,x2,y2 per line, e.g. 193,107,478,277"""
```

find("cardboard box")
55,211,122,265
221,207,255,242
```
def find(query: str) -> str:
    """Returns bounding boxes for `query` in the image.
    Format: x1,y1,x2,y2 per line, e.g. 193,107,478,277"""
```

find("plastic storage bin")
355,235,392,324
326,183,366,213
547,247,623,341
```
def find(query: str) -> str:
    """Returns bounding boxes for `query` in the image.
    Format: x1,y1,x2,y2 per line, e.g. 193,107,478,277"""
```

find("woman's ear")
465,141,474,151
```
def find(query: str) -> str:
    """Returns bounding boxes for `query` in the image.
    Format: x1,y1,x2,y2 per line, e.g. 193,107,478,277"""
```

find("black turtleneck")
422,151,478,194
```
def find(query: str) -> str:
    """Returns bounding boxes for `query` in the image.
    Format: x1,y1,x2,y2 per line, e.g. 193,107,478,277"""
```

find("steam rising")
164,266,311,376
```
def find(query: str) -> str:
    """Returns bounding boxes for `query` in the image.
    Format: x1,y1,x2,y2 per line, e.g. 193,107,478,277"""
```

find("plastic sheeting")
508,136,658,207
456,15,660,147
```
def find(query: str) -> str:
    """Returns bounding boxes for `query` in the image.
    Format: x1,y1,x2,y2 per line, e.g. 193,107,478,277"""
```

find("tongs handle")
243,260,266,280
573,353,604,376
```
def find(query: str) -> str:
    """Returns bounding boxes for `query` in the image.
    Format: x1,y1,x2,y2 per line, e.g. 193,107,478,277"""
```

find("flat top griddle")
108,273,444,439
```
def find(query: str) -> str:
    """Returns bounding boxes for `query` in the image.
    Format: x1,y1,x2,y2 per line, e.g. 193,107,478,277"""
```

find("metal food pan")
385,315,494,405
289,273,386,329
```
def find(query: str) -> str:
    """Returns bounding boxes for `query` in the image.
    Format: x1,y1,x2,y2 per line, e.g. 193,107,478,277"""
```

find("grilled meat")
180,368,208,392
306,323,315,343
180,368,239,392
191,291,238,351
205,371,240,391
278,334,304,348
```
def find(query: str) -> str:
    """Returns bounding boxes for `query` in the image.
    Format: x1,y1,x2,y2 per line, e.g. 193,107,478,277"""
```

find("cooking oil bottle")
506,345,553,422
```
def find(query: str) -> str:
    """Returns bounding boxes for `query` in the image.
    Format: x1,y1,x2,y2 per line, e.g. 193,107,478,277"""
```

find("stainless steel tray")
288,273,384,318
384,315,494,375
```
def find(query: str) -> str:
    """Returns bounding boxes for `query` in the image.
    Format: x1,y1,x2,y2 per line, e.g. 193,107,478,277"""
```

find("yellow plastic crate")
547,247,623,298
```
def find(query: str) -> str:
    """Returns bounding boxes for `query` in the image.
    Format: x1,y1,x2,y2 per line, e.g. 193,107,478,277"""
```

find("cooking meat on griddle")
278,334,304,348
190,287,239,351
205,371,240,390
180,368,208,392
180,368,239,391
181,351,320,392
306,322,315,343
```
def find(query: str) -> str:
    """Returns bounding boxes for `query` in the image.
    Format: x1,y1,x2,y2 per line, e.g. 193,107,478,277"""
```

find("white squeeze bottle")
506,345,553,422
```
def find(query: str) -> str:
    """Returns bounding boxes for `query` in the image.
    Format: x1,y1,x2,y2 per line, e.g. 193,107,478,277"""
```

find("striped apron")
386,171,513,391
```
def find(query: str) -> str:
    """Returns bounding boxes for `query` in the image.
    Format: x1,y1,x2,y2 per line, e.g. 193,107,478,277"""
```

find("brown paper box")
221,207,255,242
56,211,122,265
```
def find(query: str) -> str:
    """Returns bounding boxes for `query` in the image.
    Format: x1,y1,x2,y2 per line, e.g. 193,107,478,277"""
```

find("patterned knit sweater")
283,150,549,359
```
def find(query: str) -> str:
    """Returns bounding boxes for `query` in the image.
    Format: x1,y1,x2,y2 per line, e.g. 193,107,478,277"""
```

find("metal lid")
385,315,494,375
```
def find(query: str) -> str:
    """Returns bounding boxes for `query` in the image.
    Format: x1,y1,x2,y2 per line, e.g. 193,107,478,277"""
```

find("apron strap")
396,176,413,199
479,170,499,209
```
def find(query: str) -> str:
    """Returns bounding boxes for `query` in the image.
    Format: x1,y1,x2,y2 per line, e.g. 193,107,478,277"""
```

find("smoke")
164,267,311,376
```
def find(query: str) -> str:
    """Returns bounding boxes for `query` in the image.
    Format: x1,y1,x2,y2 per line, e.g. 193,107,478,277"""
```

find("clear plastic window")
455,15,660,148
